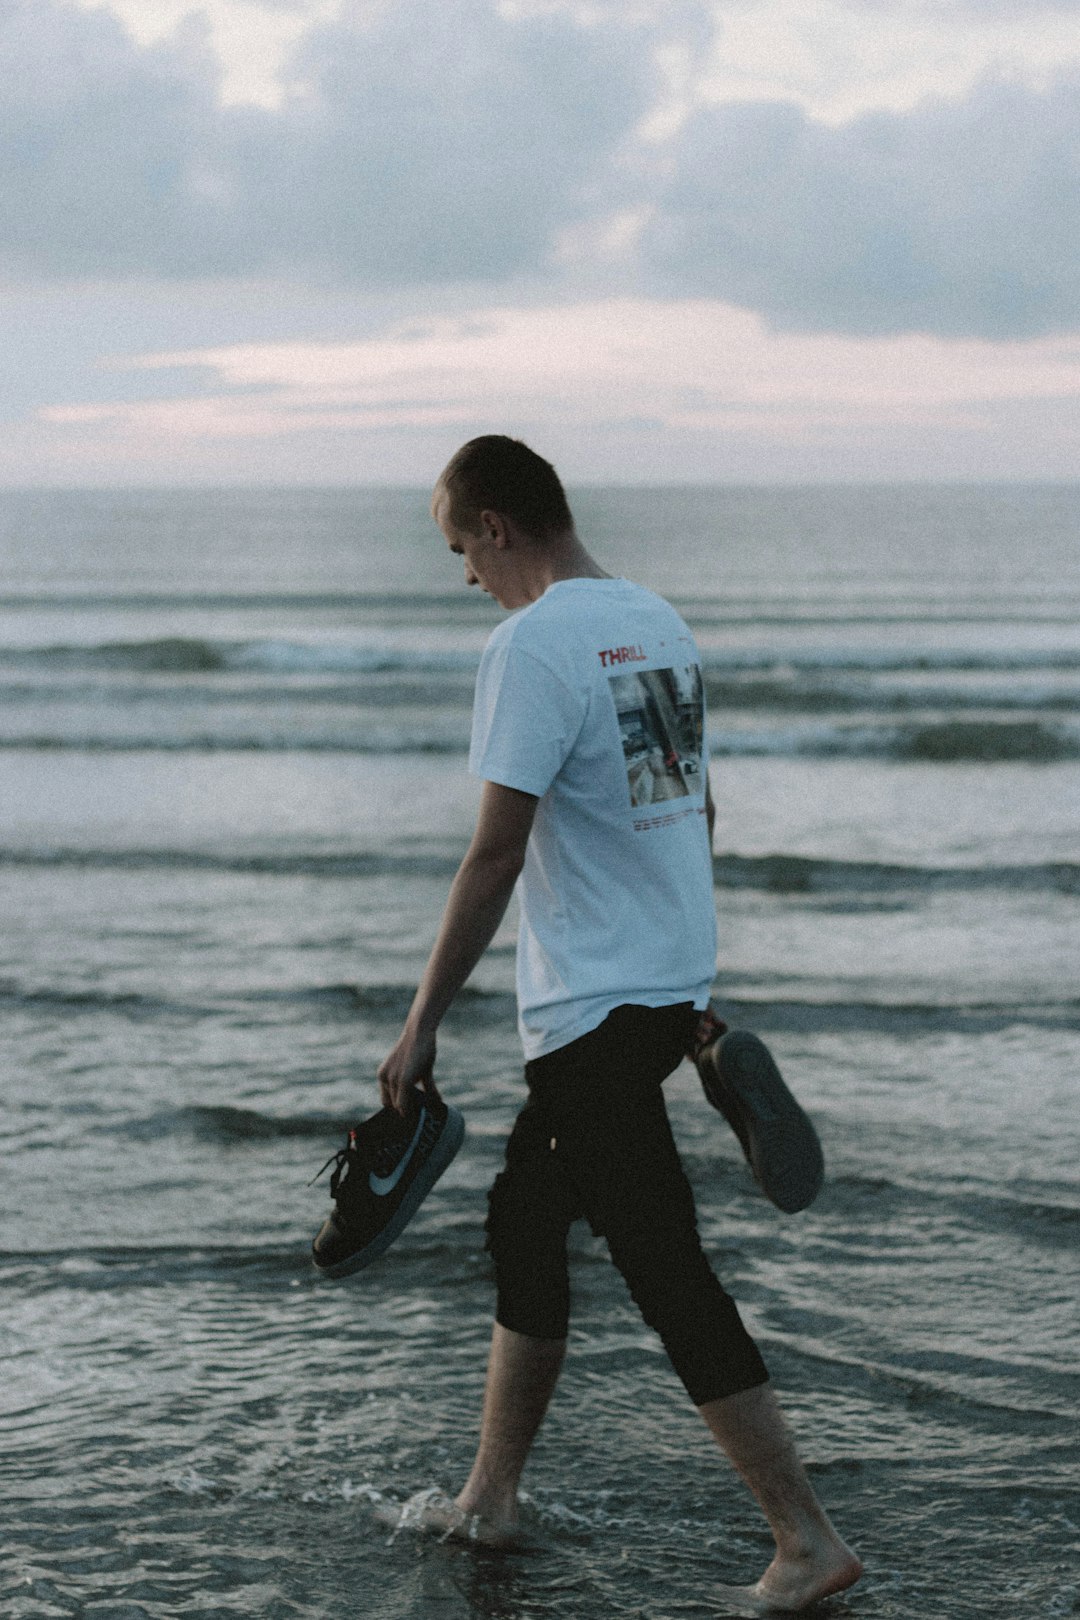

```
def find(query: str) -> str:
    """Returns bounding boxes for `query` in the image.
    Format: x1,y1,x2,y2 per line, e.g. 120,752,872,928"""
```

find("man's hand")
377,1022,441,1116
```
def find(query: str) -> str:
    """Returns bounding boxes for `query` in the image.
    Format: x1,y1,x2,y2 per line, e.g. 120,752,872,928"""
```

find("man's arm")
376,779,538,1112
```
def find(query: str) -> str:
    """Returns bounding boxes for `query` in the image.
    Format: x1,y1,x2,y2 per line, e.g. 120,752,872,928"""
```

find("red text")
599,645,647,668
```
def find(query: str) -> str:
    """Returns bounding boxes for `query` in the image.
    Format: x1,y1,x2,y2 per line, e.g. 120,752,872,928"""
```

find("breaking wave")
0,716,1076,760
4,635,1080,679
2,843,1077,895
708,718,1080,762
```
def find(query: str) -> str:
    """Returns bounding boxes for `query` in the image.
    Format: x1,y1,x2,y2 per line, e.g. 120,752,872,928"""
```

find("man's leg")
558,1006,860,1610
454,1323,566,1531
431,1085,576,1539
699,1383,863,1612
384,1324,564,1545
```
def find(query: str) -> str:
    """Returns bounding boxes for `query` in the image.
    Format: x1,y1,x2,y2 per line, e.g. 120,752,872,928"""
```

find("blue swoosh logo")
369,1109,426,1197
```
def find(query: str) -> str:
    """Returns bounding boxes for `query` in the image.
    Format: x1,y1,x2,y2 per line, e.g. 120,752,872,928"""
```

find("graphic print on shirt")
608,664,705,808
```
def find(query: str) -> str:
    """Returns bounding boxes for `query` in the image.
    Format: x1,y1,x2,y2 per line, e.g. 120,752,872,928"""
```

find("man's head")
431,436,577,609
431,436,574,545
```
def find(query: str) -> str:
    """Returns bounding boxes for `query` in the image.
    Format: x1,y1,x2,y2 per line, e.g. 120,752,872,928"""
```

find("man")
376,437,861,1613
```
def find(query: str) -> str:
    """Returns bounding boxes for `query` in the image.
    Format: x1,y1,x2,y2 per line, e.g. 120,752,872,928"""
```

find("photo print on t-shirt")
609,664,705,808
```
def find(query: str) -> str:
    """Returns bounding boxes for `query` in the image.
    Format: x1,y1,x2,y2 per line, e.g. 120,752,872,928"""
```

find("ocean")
1,484,1077,1619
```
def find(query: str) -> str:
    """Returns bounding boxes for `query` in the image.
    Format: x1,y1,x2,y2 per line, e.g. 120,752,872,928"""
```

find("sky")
4,0,1080,484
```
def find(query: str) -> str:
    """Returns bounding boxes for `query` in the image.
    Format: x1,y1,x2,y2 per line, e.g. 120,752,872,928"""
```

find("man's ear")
478,508,510,548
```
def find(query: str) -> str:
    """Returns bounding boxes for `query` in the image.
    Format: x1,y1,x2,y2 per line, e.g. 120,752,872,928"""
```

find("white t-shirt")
469,576,717,1059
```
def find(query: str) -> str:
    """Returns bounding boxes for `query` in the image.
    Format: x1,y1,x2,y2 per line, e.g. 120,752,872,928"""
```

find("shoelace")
688,1006,728,1062
308,1117,418,1193
308,1128,359,1193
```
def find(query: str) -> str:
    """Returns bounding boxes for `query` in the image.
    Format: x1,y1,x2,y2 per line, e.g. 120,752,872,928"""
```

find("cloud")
640,72,1080,338
5,0,1080,339
1,1,226,277
0,0,656,281
864,1,1080,12
693,0,1080,123
41,298,1080,444
228,0,656,282
18,293,1078,481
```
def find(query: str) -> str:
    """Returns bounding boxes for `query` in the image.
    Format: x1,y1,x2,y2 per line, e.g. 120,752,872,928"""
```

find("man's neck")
520,533,610,602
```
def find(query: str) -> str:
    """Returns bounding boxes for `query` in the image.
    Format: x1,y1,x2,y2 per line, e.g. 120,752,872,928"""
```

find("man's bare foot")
375,1486,519,1548
714,1536,863,1614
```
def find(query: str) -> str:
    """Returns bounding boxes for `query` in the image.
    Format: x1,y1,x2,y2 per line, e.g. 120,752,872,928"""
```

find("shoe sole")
312,1105,465,1279
696,1032,824,1213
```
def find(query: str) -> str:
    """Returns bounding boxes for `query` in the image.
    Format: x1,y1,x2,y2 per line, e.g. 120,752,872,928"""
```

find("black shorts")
484,1001,769,1407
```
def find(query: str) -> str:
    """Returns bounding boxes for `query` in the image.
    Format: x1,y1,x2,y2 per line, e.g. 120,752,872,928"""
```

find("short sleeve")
469,635,586,798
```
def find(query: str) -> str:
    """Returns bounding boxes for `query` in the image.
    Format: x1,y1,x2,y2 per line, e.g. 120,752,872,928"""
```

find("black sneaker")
310,1092,465,1278
689,1009,824,1214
